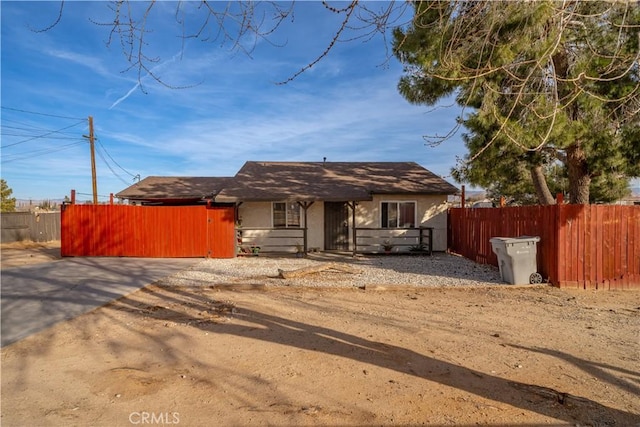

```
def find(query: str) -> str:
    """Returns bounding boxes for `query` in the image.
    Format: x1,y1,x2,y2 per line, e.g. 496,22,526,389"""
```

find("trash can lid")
490,236,540,243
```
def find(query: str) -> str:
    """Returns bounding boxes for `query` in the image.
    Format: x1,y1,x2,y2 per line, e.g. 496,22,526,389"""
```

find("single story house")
116,161,458,254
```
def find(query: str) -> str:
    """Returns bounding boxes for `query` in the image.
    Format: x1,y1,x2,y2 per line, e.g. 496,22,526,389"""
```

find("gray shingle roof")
214,161,458,202
116,162,458,203
116,176,232,201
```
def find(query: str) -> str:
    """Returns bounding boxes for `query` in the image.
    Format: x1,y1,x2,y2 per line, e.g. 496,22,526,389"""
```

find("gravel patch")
158,253,506,288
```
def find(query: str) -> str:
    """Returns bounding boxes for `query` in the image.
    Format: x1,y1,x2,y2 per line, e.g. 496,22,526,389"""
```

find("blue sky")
1,1,470,202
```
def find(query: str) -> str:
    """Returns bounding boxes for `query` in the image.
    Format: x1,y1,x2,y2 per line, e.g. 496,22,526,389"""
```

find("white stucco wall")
237,195,450,252
237,202,271,227
355,195,449,251
237,202,325,252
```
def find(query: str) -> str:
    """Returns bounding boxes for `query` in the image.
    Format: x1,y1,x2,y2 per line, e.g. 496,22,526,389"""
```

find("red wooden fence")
448,204,640,289
61,204,236,258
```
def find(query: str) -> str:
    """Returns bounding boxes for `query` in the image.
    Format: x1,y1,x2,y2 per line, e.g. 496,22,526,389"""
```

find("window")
381,201,416,228
273,202,301,228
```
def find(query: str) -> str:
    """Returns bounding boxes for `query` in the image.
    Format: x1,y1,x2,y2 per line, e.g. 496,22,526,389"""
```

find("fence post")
555,202,564,287
554,193,564,287
447,209,451,254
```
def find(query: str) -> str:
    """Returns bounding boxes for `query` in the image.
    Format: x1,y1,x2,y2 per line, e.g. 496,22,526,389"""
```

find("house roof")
116,176,233,202
214,161,458,203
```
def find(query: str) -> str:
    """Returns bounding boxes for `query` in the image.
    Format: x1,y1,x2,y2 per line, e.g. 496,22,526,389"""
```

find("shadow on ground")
101,283,639,426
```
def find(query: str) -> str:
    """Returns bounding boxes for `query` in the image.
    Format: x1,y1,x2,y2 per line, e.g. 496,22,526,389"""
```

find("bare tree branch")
29,0,64,33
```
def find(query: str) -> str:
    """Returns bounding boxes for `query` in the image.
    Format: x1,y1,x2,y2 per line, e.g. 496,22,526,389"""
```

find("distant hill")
15,199,65,212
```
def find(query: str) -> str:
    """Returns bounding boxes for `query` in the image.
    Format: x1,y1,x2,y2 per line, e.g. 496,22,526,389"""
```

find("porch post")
234,202,243,255
234,202,243,224
353,202,357,257
346,201,357,257
297,201,314,254
303,203,308,253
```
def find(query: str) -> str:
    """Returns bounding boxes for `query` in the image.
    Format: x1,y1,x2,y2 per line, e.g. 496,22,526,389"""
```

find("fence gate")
61,204,235,258
206,205,236,258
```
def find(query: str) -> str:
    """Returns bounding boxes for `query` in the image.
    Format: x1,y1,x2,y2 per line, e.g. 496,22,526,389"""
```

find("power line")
2,112,139,194
1,132,80,140
1,119,86,148
95,143,131,186
1,140,86,163
1,106,85,121
76,192,113,199
1,120,83,136
95,139,137,178
1,123,81,136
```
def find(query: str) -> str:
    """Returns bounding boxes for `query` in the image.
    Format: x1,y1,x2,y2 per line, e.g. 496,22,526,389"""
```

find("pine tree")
394,1,640,204
1,179,17,212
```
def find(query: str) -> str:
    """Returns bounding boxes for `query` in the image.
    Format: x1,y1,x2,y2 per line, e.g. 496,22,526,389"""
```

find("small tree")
1,179,17,212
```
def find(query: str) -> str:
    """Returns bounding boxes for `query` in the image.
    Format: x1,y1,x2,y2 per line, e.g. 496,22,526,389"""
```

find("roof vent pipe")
323,157,326,167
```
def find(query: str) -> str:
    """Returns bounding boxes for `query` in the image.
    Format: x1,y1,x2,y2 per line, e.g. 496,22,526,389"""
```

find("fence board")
61,204,235,258
602,207,613,289
577,206,585,286
594,206,604,288
584,207,594,289
630,209,639,287
616,206,625,289
1,211,61,243
448,204,640,289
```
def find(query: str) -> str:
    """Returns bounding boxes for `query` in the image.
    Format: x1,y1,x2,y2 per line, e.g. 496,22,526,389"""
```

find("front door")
324,202,349,251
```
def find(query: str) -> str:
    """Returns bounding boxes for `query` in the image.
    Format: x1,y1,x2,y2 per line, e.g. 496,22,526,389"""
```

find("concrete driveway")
1,257,199,347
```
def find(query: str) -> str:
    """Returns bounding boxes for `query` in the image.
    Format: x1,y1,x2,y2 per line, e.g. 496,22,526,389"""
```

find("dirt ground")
1,243,639,426
0,240,62,269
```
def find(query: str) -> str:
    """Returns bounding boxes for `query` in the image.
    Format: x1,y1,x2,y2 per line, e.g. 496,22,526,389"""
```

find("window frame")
380,200,417,229
272,202,301,228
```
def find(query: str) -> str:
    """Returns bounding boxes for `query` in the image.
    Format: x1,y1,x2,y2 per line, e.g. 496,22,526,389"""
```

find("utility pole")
84,116,98,204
